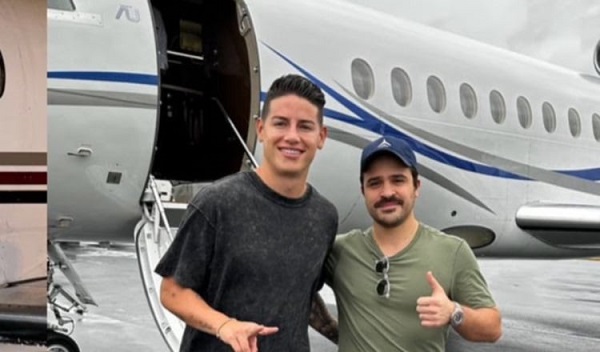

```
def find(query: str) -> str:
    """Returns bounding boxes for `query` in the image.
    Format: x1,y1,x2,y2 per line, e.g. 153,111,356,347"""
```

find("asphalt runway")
52,243,600,352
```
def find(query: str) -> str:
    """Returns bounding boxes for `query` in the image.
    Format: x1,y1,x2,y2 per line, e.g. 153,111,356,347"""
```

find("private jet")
47,0,600,350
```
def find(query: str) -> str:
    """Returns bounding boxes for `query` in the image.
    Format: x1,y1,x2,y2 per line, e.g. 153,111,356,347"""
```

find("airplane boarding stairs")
135,176,187,352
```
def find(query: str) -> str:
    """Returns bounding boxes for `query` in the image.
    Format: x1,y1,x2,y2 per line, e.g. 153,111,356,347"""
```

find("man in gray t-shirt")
155,74,338,352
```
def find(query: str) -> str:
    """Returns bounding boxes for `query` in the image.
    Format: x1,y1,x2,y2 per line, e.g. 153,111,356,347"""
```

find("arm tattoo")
309,293,338,344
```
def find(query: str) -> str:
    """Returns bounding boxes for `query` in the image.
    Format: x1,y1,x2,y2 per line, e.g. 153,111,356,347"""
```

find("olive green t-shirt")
324,224,496,352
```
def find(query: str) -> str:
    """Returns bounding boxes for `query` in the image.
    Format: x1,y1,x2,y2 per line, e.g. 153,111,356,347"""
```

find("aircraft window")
459,83,477,119
391,68,412,107
568,108,581,137
489,90,506,124
48,0,75,11
595,40,600,75
516,96,532,129
0,50,4,98
542,102,556,133
351,58,375,100
593,113,600,142
427,76,446,113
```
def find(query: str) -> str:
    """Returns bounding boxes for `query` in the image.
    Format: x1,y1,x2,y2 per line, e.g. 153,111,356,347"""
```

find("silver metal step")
135,177,185,352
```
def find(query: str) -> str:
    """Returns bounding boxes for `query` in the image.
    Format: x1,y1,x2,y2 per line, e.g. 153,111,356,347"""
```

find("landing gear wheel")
47,331,80,352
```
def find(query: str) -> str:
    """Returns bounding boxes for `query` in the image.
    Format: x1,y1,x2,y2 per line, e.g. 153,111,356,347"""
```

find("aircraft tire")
47,331,80,352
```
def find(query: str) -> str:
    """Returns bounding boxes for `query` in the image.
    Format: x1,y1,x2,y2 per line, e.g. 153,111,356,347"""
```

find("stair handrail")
148,175,174,242
211,97,259,169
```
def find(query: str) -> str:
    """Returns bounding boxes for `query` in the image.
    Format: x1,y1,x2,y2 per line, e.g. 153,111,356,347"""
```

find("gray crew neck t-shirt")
155,171,338,352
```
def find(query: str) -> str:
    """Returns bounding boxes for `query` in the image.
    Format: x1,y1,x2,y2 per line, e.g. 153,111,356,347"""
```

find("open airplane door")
133,0,261,350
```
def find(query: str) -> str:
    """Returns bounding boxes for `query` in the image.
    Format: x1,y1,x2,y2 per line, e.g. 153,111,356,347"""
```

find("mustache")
374,196,403,208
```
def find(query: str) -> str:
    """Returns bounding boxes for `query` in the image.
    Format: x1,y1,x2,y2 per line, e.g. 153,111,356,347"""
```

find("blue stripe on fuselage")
48,71,158,86
259,46,600,182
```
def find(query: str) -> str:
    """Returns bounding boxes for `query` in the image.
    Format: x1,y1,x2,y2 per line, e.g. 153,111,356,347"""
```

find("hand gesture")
218,318,279,352
416,271,453,328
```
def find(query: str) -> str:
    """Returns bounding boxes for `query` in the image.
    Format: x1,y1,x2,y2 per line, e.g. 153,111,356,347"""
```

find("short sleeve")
323,236,342,287
450,241,496,309
312,231,335,293
154,203,216,294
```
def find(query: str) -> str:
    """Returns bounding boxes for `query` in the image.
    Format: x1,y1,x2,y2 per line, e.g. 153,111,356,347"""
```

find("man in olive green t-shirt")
310,135,502,351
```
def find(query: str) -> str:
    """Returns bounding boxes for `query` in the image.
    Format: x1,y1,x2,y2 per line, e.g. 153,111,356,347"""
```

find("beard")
371,210,410,228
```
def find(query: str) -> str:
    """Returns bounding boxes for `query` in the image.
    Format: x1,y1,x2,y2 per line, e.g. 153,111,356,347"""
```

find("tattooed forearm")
309,293,338,344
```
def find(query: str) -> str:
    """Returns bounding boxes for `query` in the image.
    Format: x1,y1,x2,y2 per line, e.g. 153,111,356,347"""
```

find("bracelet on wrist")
216,318,236,339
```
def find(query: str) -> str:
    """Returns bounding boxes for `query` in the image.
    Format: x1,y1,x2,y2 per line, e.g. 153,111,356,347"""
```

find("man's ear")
256,117,264,142
317,125,328,149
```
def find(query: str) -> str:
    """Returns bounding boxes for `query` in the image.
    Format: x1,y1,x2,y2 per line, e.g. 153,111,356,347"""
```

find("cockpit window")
0,50,5,98
48,0,75,11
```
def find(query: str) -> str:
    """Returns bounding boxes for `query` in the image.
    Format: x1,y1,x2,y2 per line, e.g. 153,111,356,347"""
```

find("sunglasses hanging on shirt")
375,256,390,298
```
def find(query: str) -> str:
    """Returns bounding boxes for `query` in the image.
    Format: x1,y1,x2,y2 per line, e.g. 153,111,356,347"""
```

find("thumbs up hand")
416,271,454,328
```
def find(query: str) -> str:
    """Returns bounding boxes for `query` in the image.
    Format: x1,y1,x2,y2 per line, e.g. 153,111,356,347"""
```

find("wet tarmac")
0,344,46,352
52,243,600,352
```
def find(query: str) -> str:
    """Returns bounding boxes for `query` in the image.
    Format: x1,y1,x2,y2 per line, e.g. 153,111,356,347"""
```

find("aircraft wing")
516,203,600,249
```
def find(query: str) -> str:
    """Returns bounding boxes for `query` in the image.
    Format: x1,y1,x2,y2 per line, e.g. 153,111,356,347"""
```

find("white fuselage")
48,0,600,258
48,1,158,241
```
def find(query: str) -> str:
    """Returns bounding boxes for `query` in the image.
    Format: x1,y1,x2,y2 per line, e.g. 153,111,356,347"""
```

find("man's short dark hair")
261,74,325,124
